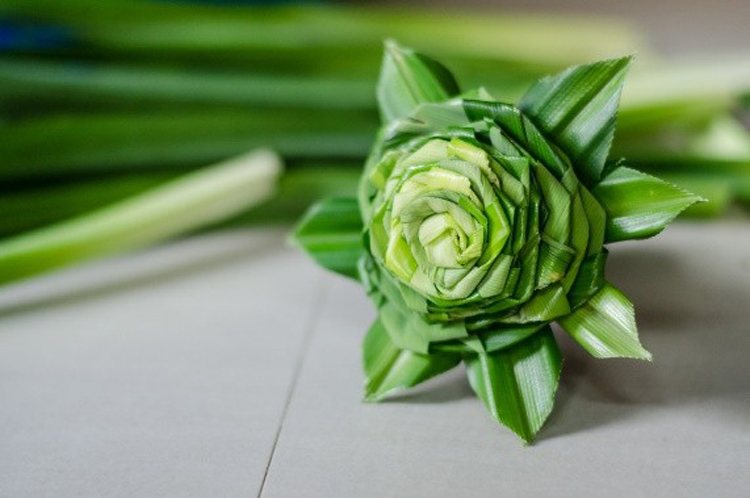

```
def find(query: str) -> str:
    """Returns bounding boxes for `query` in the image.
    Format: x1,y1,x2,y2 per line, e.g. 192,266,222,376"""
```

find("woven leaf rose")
294,41,701,442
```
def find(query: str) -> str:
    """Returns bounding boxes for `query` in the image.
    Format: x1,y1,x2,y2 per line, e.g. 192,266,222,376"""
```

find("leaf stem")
0,149,282,284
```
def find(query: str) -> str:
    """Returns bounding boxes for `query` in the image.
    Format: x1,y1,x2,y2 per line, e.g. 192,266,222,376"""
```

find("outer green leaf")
592,166,703,242
567,250,608,308
519,56,633,186
292,197,363,279
383,101,470,149
462,100,568,177
433,323,544,355
558,282,652,360
465,328,562,443
363,319,460,402
377,39,460,124
503,284,571,323
378,301,468,355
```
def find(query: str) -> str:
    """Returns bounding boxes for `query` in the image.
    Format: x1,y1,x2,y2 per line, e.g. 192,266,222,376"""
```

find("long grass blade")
0,110,374,182
0,58,375,111
0,2,646,69
0,149,281,284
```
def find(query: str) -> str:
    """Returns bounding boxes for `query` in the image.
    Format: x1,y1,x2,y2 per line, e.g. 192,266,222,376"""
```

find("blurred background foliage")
0,0,748,279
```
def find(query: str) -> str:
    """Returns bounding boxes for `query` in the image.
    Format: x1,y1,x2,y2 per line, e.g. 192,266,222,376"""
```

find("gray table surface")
1,222,749,497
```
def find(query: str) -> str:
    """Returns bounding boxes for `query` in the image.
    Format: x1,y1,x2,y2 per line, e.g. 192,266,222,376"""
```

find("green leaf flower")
294,41,702,443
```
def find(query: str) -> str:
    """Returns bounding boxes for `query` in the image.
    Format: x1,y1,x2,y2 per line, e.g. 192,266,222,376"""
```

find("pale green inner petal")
409,266,437,297
392,167,480,217
423,229,462,268
439,267,471,288
384,223,417,281
374,136,531,304
448,138,499,187
436,264,490,300
399,139,450,168
477,254,513,297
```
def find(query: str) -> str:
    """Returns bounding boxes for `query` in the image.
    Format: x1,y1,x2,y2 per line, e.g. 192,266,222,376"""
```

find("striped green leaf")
558,282,651,360
292,197,363,279
377,40,460,123
363,319,460,402
0,58,374,111
0,109,374,183
465,328,562,443
593,166,703,242
519,56,633,186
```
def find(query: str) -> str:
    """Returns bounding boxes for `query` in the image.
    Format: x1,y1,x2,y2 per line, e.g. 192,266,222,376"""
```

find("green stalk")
0,149,281,284
0,165,361,236
0,110,374,182
618,53,750,128
223,165,361,227
0,2,647,69
0,174,172,236
0,58,375,111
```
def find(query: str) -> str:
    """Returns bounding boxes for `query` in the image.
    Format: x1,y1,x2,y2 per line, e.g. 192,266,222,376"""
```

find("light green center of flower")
378,138,513,301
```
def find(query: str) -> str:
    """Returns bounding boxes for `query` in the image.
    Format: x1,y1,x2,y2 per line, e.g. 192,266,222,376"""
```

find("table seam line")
257,275,329,497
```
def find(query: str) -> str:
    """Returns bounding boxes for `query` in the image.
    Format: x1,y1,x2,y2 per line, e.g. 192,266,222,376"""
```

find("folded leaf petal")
519,56,633,186
363,319,460,402
292,197,362,279
592,166,703,242
558,282,652,360
465,327,562,443
377,39,460,123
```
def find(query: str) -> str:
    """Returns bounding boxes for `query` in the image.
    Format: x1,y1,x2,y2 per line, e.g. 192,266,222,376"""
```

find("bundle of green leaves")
294,42,701,442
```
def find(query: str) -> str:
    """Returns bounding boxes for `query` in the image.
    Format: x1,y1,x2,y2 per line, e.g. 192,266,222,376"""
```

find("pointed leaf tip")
377,40,460,124
465,328,562,443
559,282,652,360
363,319,460,401
520,55,634,186
593,166,704,243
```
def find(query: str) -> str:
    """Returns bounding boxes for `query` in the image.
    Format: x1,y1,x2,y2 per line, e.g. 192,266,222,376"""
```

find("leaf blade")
558,282,651,360
519,56,633,186
363,319,460,402
465,328,562,443
592,166,703,242
292,197,363,279
377,39,460,123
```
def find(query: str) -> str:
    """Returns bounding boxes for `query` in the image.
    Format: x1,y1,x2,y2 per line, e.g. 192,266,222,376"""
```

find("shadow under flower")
541,236,750,441
382,368,474,404
377,233,750,441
